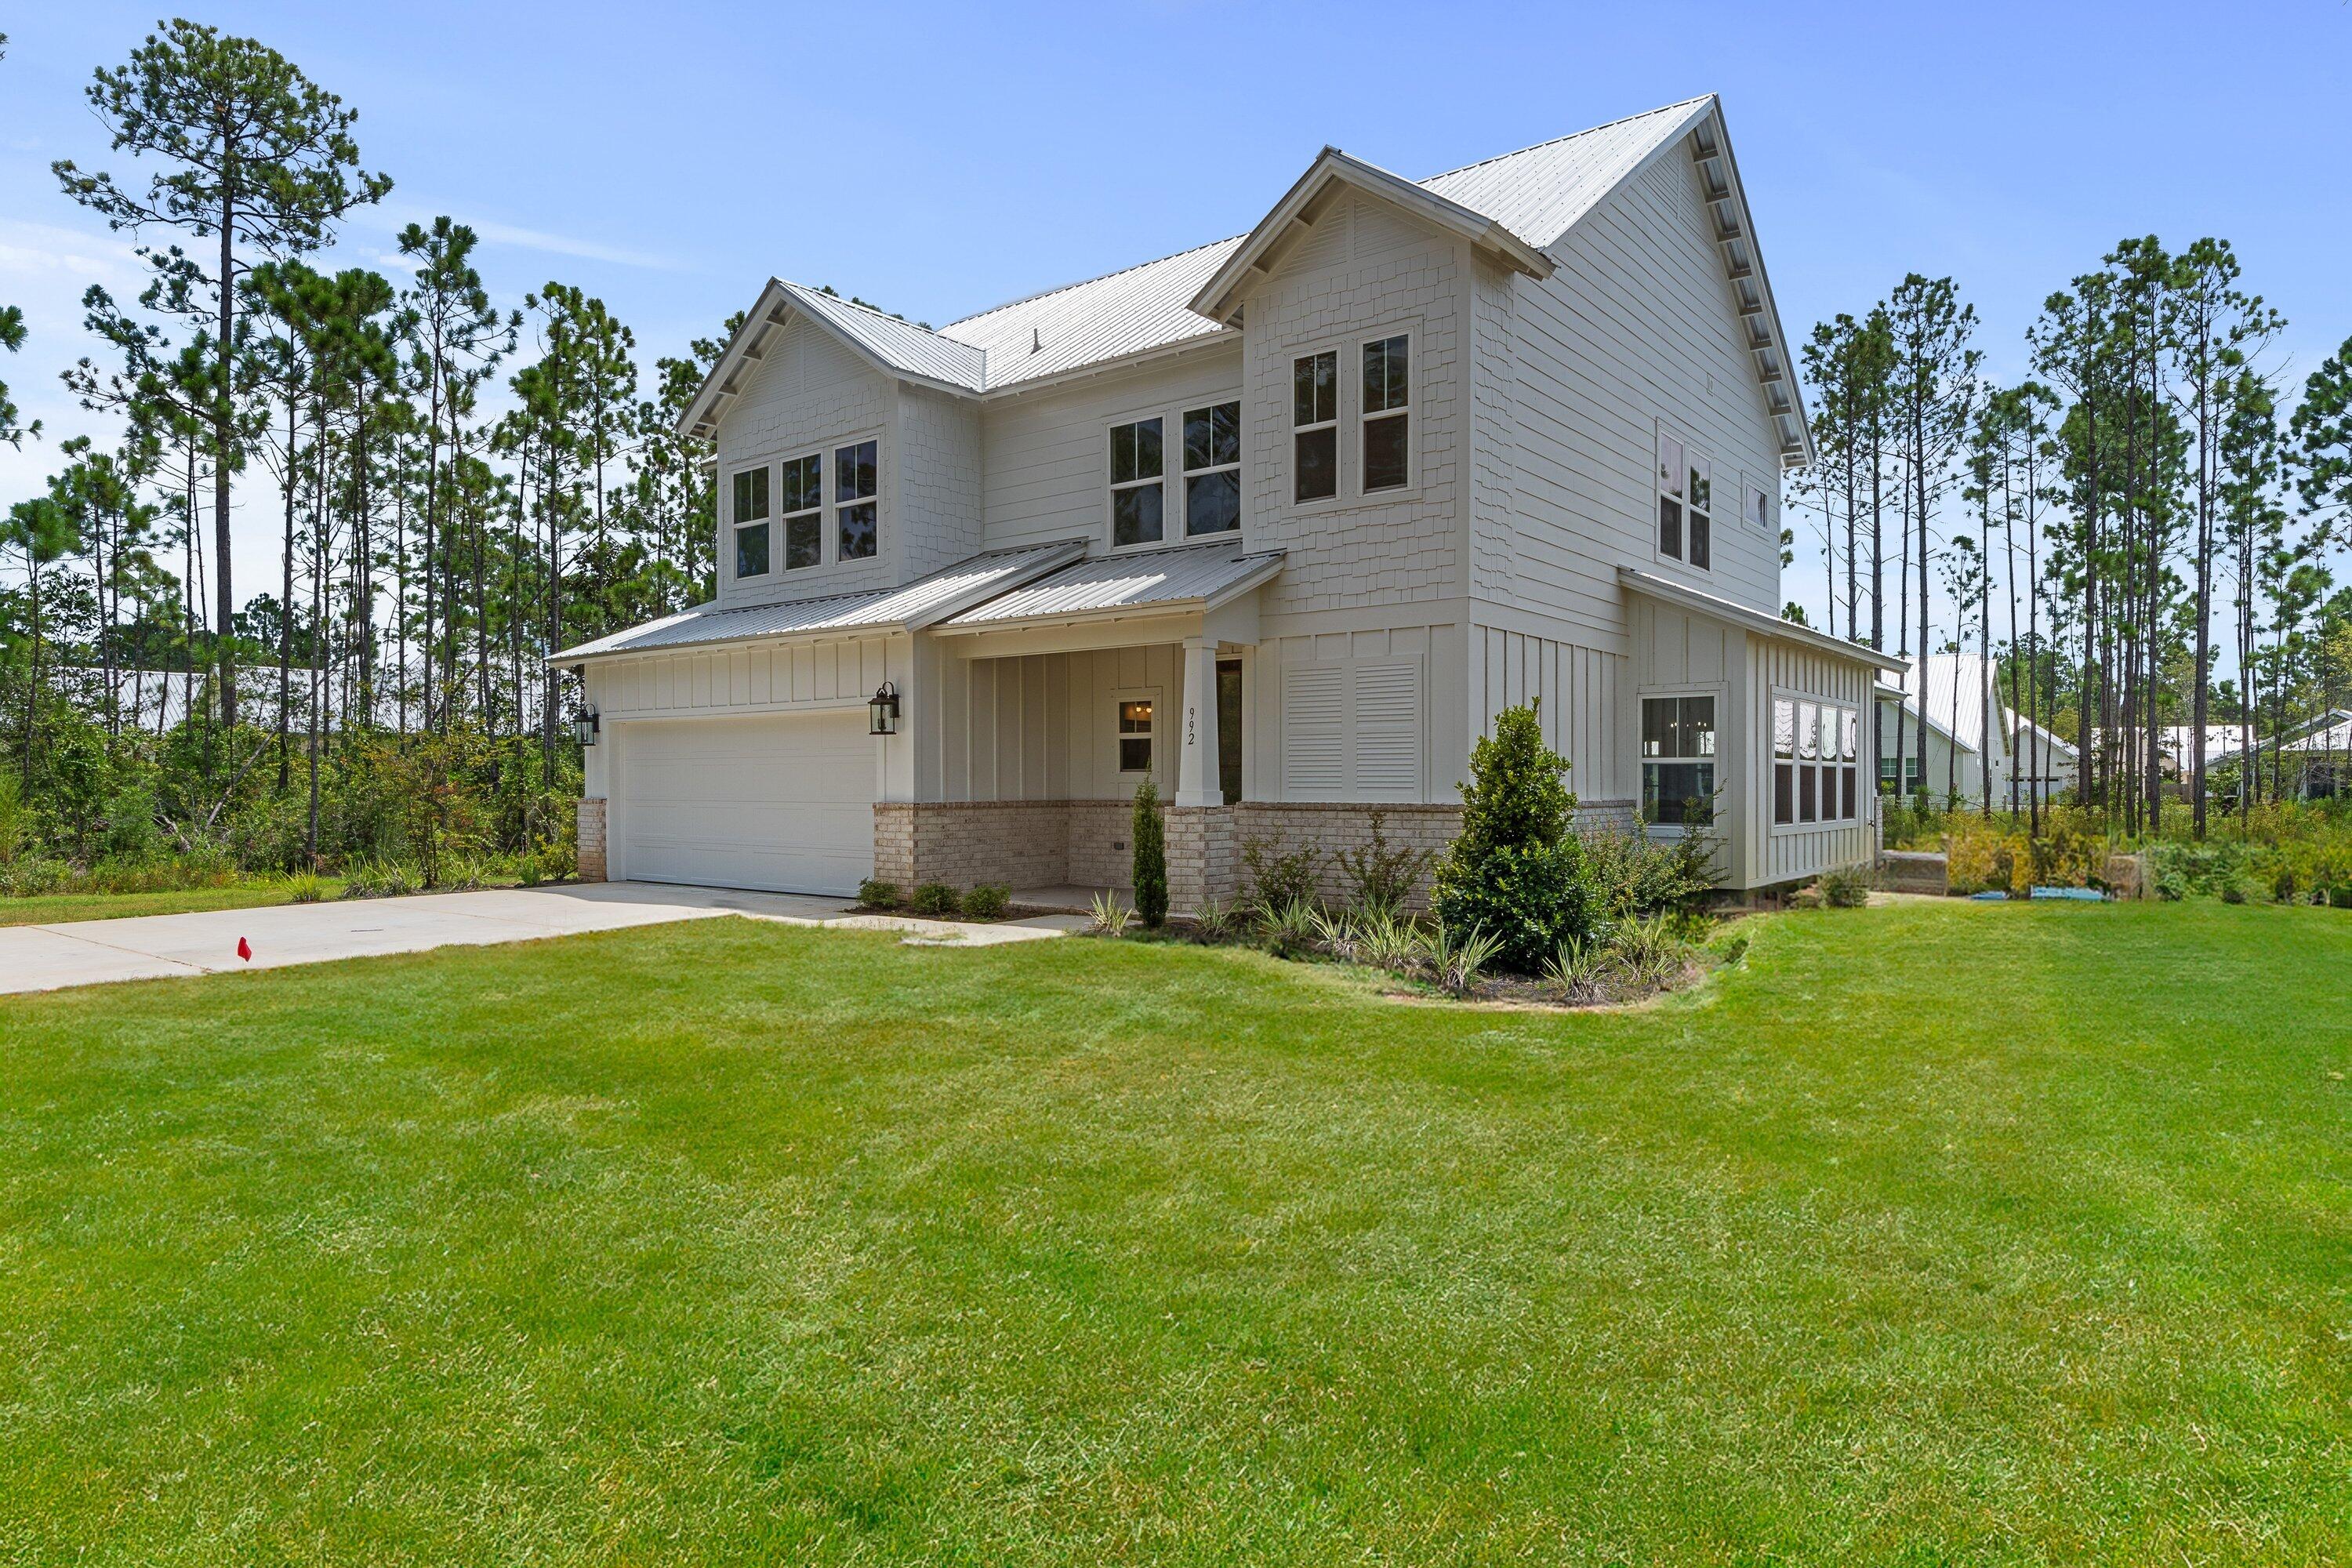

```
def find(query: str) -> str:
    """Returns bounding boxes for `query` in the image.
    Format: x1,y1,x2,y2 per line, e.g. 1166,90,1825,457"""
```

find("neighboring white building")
1875,652,2077,807
557,96,1898,904
2216,710,2349,798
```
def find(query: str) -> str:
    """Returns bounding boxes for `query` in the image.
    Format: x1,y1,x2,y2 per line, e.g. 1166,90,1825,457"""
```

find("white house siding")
1623,597,1747,883
976,347,1245,555
1471,136,1784,644
1747,635,1875,886
898,386,985,581
713,318,896,610
928,643,1184,804
1468,624,1628,808
1240,193,1468,620
1251,623,1461,804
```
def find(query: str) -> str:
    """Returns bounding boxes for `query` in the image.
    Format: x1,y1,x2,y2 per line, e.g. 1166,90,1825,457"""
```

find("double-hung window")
1773,697,1860,826
1657,427,1712,570
781,452,822,570
1110,417,1165,546
1641,695,1716,826
1361,334,1409,492
834,440,878,561
1183,401,1240,535
1293,351,1338,503
731,466,771,579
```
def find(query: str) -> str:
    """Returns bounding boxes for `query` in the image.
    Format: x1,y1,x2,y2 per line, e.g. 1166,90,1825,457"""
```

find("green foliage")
1817,864,1875,908
1430,703,1592,975
1131,779,1167,929
1188,898,1236,944
962,884,1010,922
1577,827,1720,920
282,872,326,904
909,882,961,918
1258,898,1321,961
1241,836,1320,916
1335,809,1435,917
855,878,902,909
1087,890,1131,936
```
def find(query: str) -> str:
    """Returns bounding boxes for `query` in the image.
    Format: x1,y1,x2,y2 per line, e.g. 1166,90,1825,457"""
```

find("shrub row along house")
554,95,1899,907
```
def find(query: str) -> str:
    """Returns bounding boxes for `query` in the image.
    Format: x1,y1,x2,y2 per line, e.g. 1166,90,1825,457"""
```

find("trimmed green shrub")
1242,836,1320,916
1430,702,1594,975
1131,779,1167,928
1817,863,1874,909
963,884,1010,920
1337,809,1434,917
856,877,903,909
909,882,961,917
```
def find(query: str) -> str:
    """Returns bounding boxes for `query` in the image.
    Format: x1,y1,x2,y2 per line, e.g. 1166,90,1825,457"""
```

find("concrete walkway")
0,880,1073,996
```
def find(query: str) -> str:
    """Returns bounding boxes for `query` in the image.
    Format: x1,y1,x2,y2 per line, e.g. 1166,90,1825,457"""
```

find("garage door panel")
615,712,876,896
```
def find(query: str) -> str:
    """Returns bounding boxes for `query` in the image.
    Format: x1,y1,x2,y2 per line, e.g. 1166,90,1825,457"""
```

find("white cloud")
365,205,689,273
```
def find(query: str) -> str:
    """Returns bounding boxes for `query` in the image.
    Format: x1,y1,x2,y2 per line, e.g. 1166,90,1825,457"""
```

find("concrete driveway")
0,881,1072,996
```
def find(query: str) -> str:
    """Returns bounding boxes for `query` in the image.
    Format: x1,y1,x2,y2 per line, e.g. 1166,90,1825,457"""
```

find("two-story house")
556,95,1899,907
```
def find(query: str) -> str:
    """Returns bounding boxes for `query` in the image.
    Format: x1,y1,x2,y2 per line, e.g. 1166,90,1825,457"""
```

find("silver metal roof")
1418,96,1715,249
780,281,986,393
941,543,1283,628
936,239,1243,392
553,539,1086,661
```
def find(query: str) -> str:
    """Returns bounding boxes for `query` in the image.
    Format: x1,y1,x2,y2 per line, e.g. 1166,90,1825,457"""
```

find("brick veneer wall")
576,798,607,883
873,800,1069,892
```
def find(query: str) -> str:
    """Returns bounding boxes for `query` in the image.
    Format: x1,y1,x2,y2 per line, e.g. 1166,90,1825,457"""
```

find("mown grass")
1,900,2347,1563
0,879,348,927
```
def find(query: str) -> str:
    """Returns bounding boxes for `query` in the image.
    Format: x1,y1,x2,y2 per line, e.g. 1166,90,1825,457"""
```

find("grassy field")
2,901,2347,1564
0,880,347,927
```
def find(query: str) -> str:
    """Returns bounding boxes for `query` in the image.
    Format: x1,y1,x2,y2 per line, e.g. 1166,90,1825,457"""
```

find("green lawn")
3,902,2347,1564
0,880,346,927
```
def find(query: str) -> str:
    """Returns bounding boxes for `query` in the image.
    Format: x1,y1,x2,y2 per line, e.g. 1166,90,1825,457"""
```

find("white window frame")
1290,346,1341,510
1114,689,1157,775
1102,393,1243,554
1359,330,1413,495
1655,421,1713,573
832,434,882,564
1771,690,1861,832
1745,477,1773,534
779,449,825,572
1181,398,1243,539
1639,686,1721,833
729,463,772,583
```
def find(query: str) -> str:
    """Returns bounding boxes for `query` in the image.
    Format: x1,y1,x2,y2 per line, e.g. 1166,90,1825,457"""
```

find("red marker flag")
236,937,252,962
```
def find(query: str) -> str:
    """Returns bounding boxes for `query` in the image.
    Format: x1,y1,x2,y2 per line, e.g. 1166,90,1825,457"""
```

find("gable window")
1117,699,1153,772
835,439,879,561
1362,334,1410,492
1747,481,1772,533
781,452,823,570
1656,428,1712,570
1110,417,1164,546
1293,351,1338,503
731,466,771,579
1773,697,1860,826
1641,695,1715,826
1184,401,1241,535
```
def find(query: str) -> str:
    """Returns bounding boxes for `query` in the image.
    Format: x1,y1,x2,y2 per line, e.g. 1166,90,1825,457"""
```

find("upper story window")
731,466,771,579
1776,697,1859,826
1184,401,1240,535
1293,351,1338,503
1361,335,1410,492
1641,694,1716,826
1656,426,1712,571
835,439,878,561
1746,481,1772,534
781,452,823,570
1110,416,1165,546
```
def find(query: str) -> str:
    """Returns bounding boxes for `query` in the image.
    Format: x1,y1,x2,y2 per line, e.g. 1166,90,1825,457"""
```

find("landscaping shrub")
1131,779,1167,928
1242,835,1319,916
1429,702,1593,975
1189,898,1237,944
962,884,1010,921
1087,891,1132,936
284,873,328,904
909,882,961,917
1577,826,1719,920
1259,898,1321,960
1816,863,1874,908
1336,810,1433,916
856,878,903,909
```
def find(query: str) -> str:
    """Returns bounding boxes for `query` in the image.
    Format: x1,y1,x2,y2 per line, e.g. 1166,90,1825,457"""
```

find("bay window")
1641,695,1716,826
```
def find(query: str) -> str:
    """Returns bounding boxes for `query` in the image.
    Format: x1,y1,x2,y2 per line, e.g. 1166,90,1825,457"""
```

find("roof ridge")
781,278,970,343
1415,93,1715,186
938,234,1243,333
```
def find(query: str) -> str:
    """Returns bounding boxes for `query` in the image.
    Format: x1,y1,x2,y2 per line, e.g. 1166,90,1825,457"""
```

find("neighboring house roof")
1617,567,1907,673
680,93,1807,457
938,543,1285,631
2214,709,2350,758
1883,652,2080,761
551,539,1087,663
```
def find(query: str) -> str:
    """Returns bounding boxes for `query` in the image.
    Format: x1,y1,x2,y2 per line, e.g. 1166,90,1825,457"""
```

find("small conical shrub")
1431,702,1592,975
1131,778,1168,927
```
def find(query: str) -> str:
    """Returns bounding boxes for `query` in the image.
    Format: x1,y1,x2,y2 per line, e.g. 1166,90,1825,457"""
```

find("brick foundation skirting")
576,798,607,883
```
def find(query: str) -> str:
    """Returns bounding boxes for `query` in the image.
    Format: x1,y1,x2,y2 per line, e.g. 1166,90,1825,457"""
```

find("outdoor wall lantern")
869,681,901,737
572,709,600,747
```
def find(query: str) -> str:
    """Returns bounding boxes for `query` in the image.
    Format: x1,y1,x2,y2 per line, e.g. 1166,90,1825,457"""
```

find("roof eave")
679,280,984,441
1617,565,1907,673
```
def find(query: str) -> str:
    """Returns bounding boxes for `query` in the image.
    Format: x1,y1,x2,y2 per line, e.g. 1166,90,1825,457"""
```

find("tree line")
1795,249,2352,839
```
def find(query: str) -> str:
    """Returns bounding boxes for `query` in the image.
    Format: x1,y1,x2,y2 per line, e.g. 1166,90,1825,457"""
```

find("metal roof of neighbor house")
938,543,1284,630
551,539,1087,662
1617,567,1907,674
1882,652,2082,760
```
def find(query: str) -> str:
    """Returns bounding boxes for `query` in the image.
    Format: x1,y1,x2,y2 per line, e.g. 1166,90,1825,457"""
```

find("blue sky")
4,0,2348,633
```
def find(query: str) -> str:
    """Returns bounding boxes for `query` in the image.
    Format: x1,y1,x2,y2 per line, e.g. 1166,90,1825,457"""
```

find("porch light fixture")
571,709,600,747
868,681,901,736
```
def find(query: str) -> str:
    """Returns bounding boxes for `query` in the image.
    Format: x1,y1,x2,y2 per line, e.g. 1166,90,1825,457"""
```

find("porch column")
1175,635,1221,808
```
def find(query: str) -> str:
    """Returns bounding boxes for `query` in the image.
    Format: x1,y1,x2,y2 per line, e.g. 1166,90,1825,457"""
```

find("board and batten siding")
1254,623,1460,804
1622,595,1747,884
1468,626,1627,804
1745,634,1877,886
1470,132,1785,645
929,644,1185,804
586,634,897,721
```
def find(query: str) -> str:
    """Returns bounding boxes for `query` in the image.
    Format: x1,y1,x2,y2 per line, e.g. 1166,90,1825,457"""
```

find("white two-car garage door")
615,711,876,896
